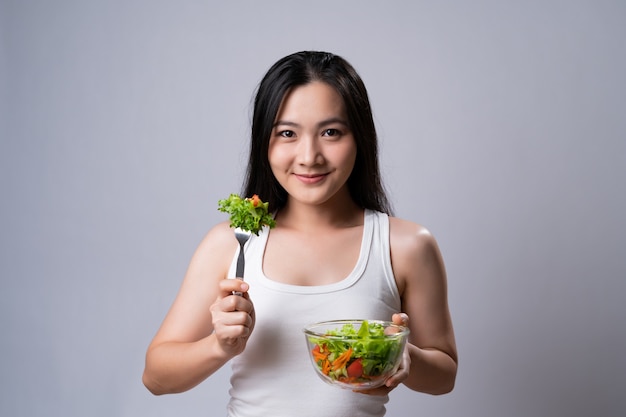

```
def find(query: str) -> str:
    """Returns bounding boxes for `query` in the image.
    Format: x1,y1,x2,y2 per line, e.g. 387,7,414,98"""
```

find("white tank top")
226,210,401,417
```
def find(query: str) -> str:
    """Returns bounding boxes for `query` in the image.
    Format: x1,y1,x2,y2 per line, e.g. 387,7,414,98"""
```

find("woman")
143,51,457,416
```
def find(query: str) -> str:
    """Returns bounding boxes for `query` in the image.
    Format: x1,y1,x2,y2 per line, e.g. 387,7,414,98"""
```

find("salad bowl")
303,319,409,389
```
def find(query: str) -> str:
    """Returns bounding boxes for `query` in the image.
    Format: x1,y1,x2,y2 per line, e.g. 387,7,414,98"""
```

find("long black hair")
243,51,392,215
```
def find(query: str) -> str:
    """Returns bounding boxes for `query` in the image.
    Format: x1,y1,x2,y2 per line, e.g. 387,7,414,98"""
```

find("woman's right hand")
210,279,256,357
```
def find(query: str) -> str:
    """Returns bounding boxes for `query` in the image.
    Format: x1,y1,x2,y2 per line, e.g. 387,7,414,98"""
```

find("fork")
233,227,251,295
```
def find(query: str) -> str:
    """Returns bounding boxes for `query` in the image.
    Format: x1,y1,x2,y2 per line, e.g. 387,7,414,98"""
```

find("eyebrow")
273,117,350,129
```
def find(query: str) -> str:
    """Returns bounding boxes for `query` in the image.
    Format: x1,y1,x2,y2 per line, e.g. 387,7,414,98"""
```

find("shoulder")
200,220,238,247
388,216,439,254
388,216,445,293
188,221,238,275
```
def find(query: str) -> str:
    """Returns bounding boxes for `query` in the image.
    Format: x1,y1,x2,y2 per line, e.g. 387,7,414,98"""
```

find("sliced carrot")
331,347,353,371
312,344,329,362
322,359,331,375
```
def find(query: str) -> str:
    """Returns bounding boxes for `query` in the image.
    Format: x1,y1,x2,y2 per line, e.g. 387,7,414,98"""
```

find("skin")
142,81,457,397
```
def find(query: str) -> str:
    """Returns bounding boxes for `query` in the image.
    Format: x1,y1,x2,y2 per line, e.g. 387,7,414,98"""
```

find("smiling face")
268,81,357,209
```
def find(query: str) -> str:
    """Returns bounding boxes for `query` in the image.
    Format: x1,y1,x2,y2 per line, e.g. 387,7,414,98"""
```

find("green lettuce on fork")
218,193,276,235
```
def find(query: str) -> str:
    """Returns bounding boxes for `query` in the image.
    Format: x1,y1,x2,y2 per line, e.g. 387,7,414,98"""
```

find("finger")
384,378,398,389
219,292,254,315
213,319,252,345
384,367,405,388
219,278,249,297
392,312,409,326
214,310,253,329
230,294,254,315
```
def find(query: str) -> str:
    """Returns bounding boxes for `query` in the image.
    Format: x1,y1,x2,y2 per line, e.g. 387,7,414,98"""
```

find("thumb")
392,312,409,326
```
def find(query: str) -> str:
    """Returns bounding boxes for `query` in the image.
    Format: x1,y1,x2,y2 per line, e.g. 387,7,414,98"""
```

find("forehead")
275,81,347,122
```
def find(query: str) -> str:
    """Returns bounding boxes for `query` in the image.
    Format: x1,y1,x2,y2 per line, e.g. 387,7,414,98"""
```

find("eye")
322,128,341,137
278,130,295,138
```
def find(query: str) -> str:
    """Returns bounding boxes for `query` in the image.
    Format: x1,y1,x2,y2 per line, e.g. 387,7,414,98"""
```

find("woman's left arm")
388,217,458,395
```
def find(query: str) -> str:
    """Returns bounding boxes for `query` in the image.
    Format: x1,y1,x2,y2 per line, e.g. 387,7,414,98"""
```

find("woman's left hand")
354,313,411,396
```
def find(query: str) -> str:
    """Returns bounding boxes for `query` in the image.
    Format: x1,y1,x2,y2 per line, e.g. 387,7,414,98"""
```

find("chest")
262,226,363,286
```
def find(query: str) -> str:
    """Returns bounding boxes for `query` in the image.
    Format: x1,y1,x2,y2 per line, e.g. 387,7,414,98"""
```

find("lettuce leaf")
218,193,276,235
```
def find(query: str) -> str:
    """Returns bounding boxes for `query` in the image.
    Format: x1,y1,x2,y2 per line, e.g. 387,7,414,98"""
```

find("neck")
276,198,363,232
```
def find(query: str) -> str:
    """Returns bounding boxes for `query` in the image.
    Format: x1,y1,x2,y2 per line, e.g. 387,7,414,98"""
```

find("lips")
294,173,327,184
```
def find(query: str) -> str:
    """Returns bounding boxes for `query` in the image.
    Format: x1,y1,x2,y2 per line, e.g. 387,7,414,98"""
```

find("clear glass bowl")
303,319,409,389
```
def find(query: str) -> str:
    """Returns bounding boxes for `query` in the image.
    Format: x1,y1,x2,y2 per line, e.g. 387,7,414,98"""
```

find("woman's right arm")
142,222,255,395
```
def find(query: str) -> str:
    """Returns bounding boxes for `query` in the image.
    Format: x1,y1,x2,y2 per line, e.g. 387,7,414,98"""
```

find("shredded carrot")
312,345,329,362
331,347,353,371
322,359,331,375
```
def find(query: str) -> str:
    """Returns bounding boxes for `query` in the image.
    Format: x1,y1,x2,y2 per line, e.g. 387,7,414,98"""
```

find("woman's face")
268,81,357,208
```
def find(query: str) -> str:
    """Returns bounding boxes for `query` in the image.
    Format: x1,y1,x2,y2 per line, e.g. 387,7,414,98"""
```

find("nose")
297,135,323,166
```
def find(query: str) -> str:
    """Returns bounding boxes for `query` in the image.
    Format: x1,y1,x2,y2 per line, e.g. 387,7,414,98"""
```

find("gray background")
1,1,625,416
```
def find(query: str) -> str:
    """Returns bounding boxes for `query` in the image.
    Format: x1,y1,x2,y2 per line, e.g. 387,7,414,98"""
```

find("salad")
218,193,276,235
306,320,405,385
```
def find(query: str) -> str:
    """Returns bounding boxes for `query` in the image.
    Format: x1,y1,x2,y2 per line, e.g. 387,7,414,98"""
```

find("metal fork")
233,227,251,295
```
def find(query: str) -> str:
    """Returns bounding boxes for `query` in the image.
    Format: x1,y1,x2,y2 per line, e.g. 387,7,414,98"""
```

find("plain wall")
1,1,625,416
